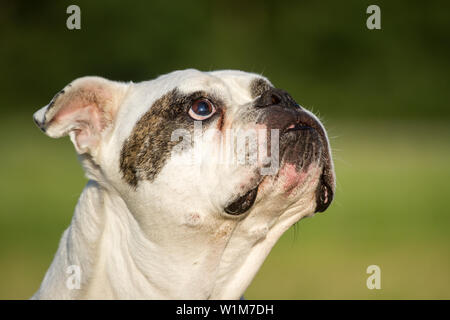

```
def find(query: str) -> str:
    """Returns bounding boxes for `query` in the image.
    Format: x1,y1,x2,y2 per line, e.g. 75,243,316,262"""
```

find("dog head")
34,69,335,298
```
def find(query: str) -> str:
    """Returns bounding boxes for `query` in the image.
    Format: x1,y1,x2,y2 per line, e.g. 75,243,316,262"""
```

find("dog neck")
32,180,305,299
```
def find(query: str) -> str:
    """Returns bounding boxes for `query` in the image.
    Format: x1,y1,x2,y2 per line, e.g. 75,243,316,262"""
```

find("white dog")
32,69,335,299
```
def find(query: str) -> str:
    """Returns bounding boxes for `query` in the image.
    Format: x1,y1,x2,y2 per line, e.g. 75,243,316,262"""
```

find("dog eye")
188,99,216,120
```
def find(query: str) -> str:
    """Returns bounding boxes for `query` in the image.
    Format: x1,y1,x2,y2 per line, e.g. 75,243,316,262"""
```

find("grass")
1,113,449,299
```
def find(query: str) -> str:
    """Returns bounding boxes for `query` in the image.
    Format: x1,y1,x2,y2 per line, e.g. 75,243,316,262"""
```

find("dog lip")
224,186,259,216
281,118,335,213
314,172,334,213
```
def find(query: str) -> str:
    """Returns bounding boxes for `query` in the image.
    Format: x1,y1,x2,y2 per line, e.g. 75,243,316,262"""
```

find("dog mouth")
283,120,335,213
315,173,334,212
224,118,334,216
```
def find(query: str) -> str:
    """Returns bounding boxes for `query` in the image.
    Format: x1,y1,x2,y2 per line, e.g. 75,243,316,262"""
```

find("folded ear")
33,76,129,154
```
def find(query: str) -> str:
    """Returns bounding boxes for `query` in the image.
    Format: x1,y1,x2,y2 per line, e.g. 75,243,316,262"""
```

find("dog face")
34,69,335,298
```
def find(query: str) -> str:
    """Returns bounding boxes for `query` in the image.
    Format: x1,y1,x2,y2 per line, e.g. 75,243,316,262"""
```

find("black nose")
254,88,301,110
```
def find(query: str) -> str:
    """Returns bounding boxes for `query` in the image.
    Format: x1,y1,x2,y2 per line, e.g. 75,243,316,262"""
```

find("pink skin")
279,163,309,194
257,162,313,198
265,162,321,198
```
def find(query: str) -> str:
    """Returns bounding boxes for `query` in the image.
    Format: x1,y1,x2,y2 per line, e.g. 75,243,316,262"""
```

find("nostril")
270,93,281,105
254,88,295,109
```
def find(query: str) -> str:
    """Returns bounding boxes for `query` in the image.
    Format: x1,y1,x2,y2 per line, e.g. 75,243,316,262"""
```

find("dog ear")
33,76,129,155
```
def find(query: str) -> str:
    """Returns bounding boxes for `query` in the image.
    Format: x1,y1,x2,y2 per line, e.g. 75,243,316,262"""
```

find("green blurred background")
0,0,449,299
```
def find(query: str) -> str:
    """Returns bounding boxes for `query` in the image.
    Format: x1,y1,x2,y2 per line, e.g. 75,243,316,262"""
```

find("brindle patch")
249,78,273,99
120,88,222,187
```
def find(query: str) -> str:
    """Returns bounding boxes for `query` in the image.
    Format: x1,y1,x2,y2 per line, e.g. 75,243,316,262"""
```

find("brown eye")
188,99,216,120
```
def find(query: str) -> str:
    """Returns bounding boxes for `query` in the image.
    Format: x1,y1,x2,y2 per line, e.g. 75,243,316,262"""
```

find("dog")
32,69,335,299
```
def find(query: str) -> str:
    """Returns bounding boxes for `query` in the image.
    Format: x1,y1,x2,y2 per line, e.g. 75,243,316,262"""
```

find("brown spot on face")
120,88,223,187
249,78,273,99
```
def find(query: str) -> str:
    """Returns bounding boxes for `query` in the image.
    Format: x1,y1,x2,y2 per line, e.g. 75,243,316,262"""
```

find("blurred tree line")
0,0,448,119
